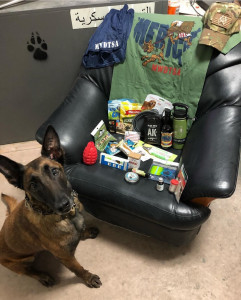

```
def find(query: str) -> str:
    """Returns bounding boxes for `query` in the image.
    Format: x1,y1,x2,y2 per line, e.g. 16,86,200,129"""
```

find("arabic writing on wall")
70,3,155,29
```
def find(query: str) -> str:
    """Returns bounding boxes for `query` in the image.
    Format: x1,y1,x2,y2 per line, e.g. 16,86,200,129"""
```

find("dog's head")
0,126,74,215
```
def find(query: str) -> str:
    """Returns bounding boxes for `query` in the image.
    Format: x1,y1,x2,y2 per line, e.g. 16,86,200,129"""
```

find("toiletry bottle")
156,177,164,191
161,108,173,149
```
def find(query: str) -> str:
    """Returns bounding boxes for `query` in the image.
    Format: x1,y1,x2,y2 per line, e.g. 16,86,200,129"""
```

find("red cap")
170,179,179,185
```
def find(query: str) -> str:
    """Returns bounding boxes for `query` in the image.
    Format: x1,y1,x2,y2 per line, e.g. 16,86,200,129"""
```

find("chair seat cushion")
65,162,211,231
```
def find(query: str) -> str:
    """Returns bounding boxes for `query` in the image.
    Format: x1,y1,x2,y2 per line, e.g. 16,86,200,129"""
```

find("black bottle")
161,109,173,149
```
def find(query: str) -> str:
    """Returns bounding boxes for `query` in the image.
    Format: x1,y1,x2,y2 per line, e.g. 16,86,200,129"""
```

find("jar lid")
173,109,187,118
158,177,164,183
170,179,179,185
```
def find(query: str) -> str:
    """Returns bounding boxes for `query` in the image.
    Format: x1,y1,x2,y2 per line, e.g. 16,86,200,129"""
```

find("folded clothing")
82,4,134,68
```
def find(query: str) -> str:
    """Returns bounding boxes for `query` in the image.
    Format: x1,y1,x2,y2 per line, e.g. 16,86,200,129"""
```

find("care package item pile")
88,88,190,202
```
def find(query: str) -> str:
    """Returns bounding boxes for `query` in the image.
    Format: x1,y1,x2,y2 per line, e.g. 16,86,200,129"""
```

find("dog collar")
25,190,78,216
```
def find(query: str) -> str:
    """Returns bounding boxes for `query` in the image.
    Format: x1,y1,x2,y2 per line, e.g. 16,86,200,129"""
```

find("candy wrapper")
91,120,116,151
124,131,141,143
105,141,121,155
117,139,133,156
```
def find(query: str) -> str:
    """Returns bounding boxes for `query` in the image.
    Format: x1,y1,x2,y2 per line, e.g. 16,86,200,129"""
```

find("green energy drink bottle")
172,103,189,150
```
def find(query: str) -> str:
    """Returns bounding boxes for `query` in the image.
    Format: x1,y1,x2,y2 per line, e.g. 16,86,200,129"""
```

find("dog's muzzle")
25,190,78,216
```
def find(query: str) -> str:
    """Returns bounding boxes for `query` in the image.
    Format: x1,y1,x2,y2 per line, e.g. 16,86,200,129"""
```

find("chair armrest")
181,106,241,203
36,76,108,164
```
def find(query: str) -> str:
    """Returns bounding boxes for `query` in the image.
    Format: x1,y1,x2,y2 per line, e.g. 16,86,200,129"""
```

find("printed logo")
95,40,119,50
134,18,201,71
212,13,232,29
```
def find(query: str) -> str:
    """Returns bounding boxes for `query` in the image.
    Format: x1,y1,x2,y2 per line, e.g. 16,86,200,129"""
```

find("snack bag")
118,102,142,134
108,99,134,133
91,120,116,151
141,94,173,115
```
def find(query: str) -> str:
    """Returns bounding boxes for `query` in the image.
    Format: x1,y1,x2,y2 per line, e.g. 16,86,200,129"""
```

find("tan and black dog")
0,126,102,288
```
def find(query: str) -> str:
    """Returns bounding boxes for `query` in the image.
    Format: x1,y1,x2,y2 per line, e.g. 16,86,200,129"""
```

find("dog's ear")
0,155,24,189
41,126,65,164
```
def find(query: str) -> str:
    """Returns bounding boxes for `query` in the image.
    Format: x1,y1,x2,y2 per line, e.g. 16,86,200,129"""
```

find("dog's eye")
51,168,59,176
30,182,37,190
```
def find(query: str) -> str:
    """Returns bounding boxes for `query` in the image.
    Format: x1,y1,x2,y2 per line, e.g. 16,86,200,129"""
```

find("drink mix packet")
91,120,116,151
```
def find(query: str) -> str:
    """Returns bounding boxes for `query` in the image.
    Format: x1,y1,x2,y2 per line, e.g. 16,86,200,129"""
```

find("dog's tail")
1,194,18,215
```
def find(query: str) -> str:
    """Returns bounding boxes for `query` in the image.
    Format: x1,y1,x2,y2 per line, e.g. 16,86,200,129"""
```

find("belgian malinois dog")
0,126,102,288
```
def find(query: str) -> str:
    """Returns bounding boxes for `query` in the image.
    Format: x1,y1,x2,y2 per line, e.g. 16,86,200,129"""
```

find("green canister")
172,103,189,150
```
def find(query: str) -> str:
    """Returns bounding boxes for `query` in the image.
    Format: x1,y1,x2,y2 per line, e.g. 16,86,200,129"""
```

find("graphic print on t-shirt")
134,18,201,68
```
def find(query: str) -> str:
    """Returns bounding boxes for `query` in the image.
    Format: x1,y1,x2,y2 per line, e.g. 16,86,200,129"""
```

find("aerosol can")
172,103,189,150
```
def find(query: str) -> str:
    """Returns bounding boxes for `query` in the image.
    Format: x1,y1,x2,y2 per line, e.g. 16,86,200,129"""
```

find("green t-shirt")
110,13,213,129
222,31,241,54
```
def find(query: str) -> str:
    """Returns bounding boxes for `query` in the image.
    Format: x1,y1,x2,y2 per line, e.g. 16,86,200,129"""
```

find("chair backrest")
196,42,241,120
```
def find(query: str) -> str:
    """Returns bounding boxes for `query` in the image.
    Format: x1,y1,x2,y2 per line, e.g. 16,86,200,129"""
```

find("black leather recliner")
36,42,241,246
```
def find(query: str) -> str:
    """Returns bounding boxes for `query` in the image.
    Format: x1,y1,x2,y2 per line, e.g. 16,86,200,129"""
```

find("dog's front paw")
38,273,56,287
88,227,99,239
86,273,102,288
80,227,99,240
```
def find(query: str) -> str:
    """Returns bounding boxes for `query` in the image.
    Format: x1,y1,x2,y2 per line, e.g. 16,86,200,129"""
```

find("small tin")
125,172,139,184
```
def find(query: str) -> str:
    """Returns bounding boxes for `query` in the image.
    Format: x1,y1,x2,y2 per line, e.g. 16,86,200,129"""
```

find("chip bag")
118,102,142,134
108,99,135,133
108,99,134,120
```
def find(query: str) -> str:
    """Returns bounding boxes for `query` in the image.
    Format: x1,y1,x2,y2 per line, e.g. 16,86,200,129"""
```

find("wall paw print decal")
27,32,48,61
